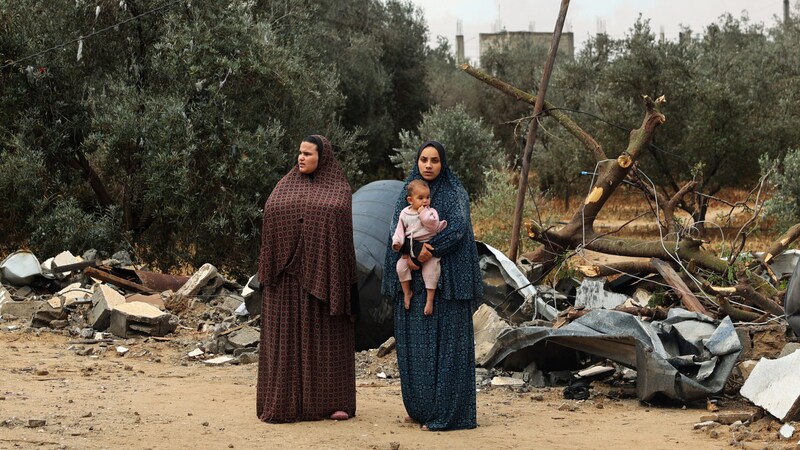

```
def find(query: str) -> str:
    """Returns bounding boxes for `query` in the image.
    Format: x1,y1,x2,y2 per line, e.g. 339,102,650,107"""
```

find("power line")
1,0,182,71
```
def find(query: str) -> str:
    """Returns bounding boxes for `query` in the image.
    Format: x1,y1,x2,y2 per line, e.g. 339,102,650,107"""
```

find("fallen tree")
462,64,800,322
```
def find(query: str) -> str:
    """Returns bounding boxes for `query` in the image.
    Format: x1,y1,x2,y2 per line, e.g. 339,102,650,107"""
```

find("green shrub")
391,104,501,199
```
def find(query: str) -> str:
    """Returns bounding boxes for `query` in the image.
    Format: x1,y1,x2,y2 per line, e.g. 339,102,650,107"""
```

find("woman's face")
417,146,442,182
298,141,319,174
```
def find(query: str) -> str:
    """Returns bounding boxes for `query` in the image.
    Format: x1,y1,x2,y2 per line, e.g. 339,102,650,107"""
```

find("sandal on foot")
420,425,429,431
330,411,349,420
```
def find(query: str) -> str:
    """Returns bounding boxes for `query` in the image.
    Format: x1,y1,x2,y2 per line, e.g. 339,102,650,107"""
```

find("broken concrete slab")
176,263,222,297
109,301,178,338
575,278,628,310
218,294,244,314
1,300,45,320
89,284,126,330
226,326,259,349
204,355,235,365
490,376,525,386
56,283,93,304
740,350,800,422
41,250,79,279
473,303,513,367
125,293,165,311
32,302,69,328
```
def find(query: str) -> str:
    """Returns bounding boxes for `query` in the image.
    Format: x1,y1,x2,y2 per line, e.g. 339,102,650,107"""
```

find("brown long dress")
256,135,356,423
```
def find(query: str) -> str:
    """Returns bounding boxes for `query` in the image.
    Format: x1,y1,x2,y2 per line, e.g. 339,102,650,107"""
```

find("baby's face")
407,187,430,210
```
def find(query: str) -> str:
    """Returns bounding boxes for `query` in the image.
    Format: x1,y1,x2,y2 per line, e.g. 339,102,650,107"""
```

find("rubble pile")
0,249,259,366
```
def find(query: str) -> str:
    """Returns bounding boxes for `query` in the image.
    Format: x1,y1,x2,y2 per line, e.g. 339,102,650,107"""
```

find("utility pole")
508,0,570,262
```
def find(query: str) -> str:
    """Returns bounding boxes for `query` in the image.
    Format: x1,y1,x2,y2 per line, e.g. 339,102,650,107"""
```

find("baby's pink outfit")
392,206,448,289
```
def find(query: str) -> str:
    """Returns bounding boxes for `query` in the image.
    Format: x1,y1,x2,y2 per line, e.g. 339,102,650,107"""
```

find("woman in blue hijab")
382,140,483,431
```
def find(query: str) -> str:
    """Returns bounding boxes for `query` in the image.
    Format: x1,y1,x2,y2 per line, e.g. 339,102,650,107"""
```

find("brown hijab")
258,135,356,316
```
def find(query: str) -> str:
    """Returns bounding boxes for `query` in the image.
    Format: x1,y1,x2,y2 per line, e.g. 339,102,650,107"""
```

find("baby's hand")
392,243,401,251
417,205,427,213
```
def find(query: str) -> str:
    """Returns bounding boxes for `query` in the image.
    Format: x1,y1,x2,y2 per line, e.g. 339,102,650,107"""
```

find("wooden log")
650,258,709,316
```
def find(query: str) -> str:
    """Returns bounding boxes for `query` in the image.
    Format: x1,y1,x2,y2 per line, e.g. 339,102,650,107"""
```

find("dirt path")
2,328,774,450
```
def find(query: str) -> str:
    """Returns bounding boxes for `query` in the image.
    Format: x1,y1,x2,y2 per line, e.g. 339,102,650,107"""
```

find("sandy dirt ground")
1,325,788,450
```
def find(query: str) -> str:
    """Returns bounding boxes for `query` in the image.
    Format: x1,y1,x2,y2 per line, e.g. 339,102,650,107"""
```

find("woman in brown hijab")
256,135,357,423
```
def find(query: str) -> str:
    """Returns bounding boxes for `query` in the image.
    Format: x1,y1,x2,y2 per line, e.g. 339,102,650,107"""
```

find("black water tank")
352,180,404,350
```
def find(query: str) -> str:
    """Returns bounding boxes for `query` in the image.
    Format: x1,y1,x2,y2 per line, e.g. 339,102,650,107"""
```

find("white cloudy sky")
407,0,788,60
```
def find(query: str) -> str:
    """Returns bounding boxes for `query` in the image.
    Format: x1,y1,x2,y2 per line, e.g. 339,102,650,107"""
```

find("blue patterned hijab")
381,140,483,301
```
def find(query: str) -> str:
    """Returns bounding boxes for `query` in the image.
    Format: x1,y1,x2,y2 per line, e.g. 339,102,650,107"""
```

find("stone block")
89,284,126,330
1,300,44,320
109,301,178,338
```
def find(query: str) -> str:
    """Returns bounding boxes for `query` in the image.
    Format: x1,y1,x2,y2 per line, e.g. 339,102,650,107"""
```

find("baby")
391,179,447,315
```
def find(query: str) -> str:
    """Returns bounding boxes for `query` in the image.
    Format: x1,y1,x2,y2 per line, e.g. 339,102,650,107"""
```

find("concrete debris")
109,301,178,338
491,376,525,386
204,355,235,365
473,303,512,367
41,250,79,279
125,293,165,311
89,284,126,330
188,348,204,357
225,326,259,349
116,346,129,355
218,294,244,314
575,278,628,310
779,423,795,439
740,350,800,422
177,263,223,298
693,420,720,430
234,302,248,316
56,283,93,303
1,299,43,319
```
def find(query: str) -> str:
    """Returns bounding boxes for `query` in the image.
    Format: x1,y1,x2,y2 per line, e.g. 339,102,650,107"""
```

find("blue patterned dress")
381,140,483,431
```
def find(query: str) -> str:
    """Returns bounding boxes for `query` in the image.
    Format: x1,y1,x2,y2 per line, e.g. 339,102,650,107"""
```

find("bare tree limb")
459,63,606,162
